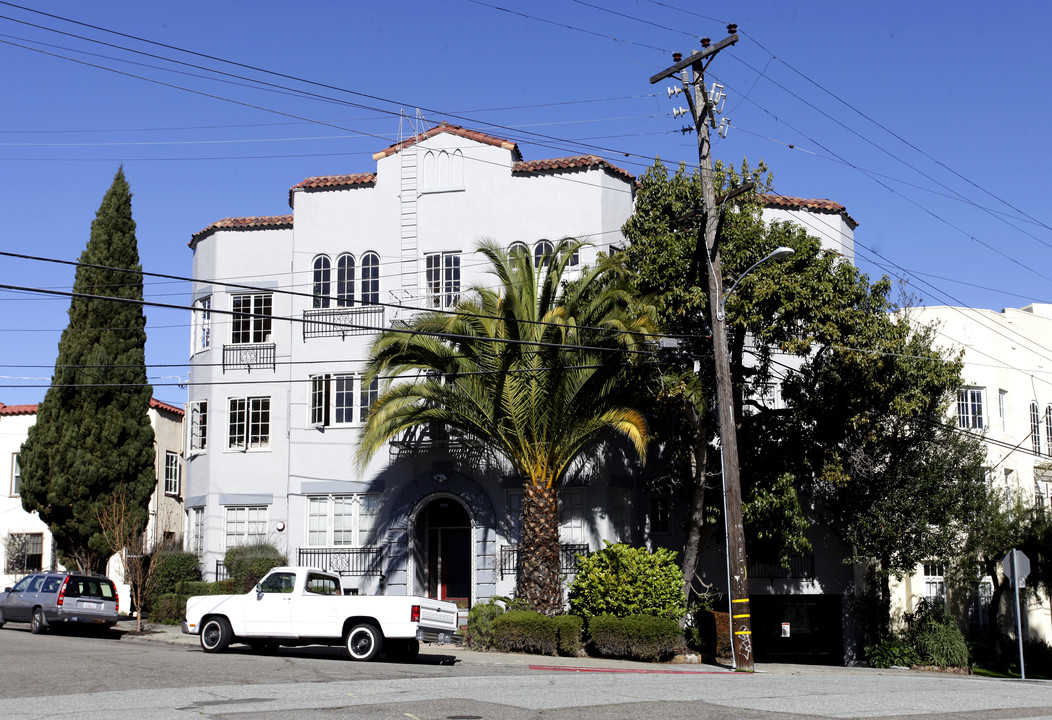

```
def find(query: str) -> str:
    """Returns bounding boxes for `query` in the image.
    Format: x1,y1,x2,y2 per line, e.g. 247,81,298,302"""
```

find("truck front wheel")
200,617,232,653
345,623,382,661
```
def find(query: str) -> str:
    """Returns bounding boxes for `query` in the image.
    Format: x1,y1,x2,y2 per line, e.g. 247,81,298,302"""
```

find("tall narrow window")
999,389,1007,432
610,488,632,543
192,296,211,353
164,451,181,496
359,376,378,423
312,255,331,308
534,240,554,269
188,507,205,555
1045,406,1052,458
361,252,379,305
560,490,585,544
649,495,671,535
231,294,272,344
425,252,460,309
923,562,946,605
309,375,330,427
11,453,21,496
957,388,984,429
1031,402,1042,456
507,491,523,544
336,253,355,307
188,400,207,453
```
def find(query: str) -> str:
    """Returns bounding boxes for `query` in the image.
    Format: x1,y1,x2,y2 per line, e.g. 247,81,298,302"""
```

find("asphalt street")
0,621,1048,720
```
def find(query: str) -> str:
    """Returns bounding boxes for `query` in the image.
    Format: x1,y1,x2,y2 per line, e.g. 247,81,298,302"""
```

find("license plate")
80,601,100,609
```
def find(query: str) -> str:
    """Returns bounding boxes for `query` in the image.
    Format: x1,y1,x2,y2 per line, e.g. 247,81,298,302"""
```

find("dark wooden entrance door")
422,498,471,607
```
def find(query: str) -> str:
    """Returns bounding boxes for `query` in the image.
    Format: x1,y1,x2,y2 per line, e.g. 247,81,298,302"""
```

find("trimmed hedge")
587,614,682,662
491,610,558,655
149,552,201,609
465,598,506,650
224,543,287,592
553,614,583,656
152,593,191,625
176,579,237,596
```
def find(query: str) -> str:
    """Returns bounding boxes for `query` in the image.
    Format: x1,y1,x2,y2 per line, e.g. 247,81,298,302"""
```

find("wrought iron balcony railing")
222,343,276,372
499,543,589,580
302,306,385,339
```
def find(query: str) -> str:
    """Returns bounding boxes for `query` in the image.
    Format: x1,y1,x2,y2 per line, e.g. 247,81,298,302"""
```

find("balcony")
303,306,385,339
499,543,589,580
222,343,276,372
298,546,383,576
748,553,816,580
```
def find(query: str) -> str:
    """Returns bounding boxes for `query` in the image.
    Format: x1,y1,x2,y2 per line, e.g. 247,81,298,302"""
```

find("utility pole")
650,25,755,672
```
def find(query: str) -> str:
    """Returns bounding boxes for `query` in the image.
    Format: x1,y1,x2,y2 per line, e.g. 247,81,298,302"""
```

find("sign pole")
1011,549,1026,680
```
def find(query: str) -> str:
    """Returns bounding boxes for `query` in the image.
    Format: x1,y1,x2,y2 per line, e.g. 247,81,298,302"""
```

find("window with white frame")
610,488,632,542
1036,481,1046,511
228,396,271,450
922,562,946,605
957,387,984,429
1031,402,1042,456
533,240,554,269
188,400,207,453
1045,406,1052,458
231,293,272,344
1004,467,1015,488
312,255,331,309
560,489,585,544
649,495,671,535
309,374,373,427
361,252,379,305
336,253,355,307
164,451,180,496
187,507,204,555
192,296,211,353
425,252,460,309
999,389,1007,432
4,532,43,573
10,453,21,496
224,506,267,549
305,494,379,547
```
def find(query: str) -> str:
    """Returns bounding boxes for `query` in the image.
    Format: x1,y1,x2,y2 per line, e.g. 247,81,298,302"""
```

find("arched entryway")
414,496,472,608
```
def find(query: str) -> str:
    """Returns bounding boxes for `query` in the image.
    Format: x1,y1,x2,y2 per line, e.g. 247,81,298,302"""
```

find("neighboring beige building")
889,304,1052,644
0,398,185,594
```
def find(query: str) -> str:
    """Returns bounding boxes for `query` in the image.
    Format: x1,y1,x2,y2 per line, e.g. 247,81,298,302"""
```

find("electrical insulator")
708,83,726,114
718,117,731,138
672,106,690,119
667,85,683,98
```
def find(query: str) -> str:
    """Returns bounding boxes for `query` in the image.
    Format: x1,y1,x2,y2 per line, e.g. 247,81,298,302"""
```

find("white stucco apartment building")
891,303,1052,643
1,399,185,593
183,124,859,628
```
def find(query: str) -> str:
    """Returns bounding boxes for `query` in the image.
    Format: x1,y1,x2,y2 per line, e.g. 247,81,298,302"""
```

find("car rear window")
64,577,116,600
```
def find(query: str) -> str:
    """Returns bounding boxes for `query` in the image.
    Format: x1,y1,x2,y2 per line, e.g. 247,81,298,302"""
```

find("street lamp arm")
716,246,794,322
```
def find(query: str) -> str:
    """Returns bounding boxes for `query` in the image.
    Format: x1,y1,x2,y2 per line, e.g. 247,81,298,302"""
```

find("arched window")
509,241,528,259
312,255,331,309
1031,401,1041,456
336,253,355,307
450,149,464,187
1045,405,1052,457
534,240,554,269
422,151,437,189
361,252,380,305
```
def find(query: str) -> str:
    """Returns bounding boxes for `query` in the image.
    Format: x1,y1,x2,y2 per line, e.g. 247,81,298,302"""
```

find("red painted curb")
528,665,734,675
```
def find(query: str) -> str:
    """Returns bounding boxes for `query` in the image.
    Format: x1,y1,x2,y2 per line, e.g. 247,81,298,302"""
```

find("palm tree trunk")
519,481,563,615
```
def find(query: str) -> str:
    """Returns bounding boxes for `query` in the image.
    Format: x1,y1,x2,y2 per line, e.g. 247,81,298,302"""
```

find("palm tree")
357,239,658,613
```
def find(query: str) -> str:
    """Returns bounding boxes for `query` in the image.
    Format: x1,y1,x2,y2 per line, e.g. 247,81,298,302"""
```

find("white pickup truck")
181,567,460,661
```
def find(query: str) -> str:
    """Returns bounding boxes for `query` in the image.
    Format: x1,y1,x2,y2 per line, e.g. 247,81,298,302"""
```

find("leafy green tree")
358,239,658,614
19,168,155,573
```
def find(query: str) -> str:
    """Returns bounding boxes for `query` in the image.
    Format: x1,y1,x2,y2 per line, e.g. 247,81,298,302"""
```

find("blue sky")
0,1,1049,407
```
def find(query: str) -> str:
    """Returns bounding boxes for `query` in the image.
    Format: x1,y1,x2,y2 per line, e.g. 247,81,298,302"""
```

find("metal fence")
302,306,385,339
222,343,276,372
499,543,589,580
297,547,383,576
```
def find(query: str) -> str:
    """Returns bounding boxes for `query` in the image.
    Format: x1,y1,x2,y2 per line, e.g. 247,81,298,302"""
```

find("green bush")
587,614,682,662
568,542,686,621
149,552,201,609
491,610,558,655
686,609,731,658
906,601,969,669
176,579,237,596
465,597,507,650
224,543,287,592
553,614,584,656
152,594,191,625
865,638,920,668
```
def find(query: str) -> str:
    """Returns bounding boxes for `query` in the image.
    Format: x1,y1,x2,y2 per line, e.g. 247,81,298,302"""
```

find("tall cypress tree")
20,168,155,573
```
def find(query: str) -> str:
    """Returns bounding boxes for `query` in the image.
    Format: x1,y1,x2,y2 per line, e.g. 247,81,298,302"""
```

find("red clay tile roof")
290,173,377,190
761,195,858,228
0,403,38,416
150,398,184,416
371,123,520,161
514,155,635,183
190,215,294,246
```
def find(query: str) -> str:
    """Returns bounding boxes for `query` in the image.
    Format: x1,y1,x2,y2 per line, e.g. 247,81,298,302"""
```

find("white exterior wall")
763,206,855,263
0,411,54,588
891,303,1052,643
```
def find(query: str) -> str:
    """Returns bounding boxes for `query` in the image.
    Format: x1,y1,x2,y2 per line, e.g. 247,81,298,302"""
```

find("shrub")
224,543,287,592
865,638,920,668
587,614,682,662
149,552,201,608
176,579,237,596
568,542,686,621
151,593,191,625
906,601,969,669
553,614,584,656
686,609,731,658
491,610,558,655
465,597,507,650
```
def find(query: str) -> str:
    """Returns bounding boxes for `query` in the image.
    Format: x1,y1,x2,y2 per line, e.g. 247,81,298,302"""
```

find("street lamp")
717,246,795,321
